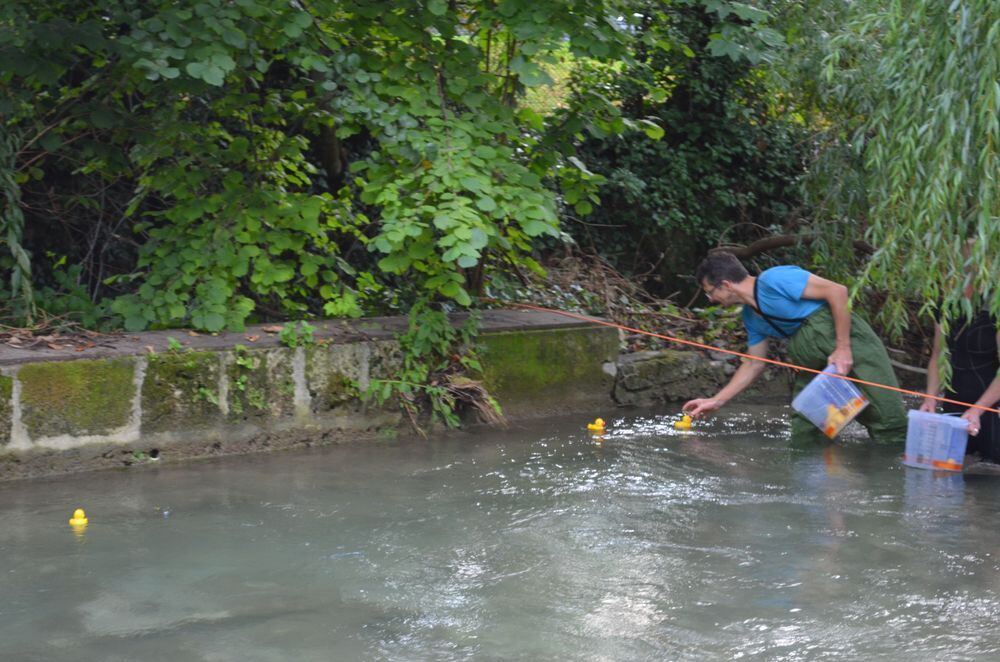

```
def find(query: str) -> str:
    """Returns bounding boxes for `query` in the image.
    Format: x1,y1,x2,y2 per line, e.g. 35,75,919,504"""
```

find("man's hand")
961,408,983,436
682,398,724,418
827,346,854,375
919,398,938,413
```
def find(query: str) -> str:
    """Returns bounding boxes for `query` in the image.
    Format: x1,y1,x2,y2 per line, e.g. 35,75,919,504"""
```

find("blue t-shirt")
742,266,826,346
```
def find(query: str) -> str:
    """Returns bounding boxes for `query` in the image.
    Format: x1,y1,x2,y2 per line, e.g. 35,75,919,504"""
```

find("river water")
2,405,1000,661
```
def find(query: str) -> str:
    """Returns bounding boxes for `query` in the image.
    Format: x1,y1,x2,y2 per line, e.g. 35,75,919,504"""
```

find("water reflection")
903,467,967,519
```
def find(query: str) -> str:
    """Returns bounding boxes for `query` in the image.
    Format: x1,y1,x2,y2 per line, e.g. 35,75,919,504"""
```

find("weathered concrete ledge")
2,310,843,481
0,311,621,480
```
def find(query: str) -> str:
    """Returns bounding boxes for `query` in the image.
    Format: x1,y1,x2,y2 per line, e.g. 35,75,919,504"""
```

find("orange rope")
500,301,1000,415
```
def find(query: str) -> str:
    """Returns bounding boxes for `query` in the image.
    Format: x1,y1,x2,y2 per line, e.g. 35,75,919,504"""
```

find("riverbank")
0,309,804,481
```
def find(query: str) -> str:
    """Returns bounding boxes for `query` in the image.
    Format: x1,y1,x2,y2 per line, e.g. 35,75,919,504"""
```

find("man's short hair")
695,252,750,287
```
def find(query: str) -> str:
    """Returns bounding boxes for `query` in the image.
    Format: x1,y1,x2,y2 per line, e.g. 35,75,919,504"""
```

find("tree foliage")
568,1,807,295
801,0,999,335
0,0,647,331
1,0,801,331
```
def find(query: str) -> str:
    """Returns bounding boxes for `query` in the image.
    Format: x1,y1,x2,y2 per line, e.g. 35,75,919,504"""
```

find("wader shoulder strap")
753,278,811,339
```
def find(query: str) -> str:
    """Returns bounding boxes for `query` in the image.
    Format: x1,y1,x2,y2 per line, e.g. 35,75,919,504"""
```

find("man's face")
702,279,737,306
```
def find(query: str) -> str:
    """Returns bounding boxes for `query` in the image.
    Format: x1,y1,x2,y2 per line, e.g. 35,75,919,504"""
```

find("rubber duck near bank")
69,508,89,537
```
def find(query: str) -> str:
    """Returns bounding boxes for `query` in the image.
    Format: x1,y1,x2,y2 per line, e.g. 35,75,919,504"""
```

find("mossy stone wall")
18,358,136,438
306,343,369,413
612,349,791,407
478,326,619,417
0,321,619,478
225,347,273,422
142,351,223,434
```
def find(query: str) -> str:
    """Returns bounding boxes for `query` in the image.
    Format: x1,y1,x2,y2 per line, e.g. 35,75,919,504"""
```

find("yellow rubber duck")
587,418,606,432
674,414,692,430
824,404,849,438
69,508,88,527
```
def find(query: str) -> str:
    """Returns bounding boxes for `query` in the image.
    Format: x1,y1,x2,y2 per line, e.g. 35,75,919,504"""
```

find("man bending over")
682,252,907,444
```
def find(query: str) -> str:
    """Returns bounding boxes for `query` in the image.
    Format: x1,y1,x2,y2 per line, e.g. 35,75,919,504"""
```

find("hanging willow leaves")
816,0,999,337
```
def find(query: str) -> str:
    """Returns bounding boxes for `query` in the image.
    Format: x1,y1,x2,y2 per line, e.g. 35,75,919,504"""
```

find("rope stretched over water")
499,301,1000,416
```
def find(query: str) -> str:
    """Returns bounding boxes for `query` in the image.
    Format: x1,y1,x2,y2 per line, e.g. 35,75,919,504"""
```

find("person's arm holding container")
919,324,945,413
800,275,854,375
958,328,1000,437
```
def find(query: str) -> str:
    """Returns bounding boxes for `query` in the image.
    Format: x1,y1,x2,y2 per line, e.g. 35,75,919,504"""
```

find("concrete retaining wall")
2,309,837,481
0,312,620,480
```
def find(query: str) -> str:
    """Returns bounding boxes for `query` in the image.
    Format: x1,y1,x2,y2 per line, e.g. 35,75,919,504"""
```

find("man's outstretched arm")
682,340,769,417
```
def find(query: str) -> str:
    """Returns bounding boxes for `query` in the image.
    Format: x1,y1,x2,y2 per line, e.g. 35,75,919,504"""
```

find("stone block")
478,326,619,416
141,351,223,434
613,349,791,406
18,359,136,438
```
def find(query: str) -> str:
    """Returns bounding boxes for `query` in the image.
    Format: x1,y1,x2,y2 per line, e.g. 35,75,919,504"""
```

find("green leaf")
518,107,545,131
461,177,485,192
210,53,236,72
468,227,489,249
222,28,247,48
476,196,497,212
202,66,225,86
433,215,458,230
453,287,471,306
378,253,411,273
638,119,665,140
202,312,226,332
567,156,593,176
522,219,556,237
428,0,447,16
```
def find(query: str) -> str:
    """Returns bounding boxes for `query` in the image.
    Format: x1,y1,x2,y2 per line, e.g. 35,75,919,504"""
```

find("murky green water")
2,405,1000,661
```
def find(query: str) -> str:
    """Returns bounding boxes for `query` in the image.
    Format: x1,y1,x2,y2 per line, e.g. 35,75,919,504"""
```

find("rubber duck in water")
69,508,88,526
674,414,692,430
69,509,88,537
587,418,606,432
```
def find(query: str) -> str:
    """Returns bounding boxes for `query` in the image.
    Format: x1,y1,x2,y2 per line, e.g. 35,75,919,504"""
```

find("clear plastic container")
791,366,869,439
903,410,969,472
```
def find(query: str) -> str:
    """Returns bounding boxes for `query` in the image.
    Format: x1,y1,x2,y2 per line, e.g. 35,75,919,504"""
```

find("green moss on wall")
142,351,222,433
0,374,13,445
226,347,272,422
19,359,135,438
477,326,618,415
